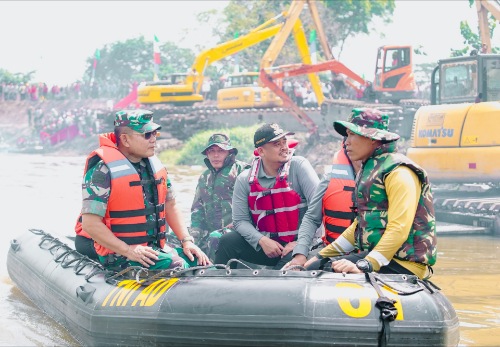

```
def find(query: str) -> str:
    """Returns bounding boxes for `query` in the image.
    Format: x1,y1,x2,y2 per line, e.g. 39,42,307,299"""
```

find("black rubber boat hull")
7,229,460,346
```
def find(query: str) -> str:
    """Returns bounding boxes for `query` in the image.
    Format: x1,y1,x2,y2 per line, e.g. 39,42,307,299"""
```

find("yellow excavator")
137,13,287,106
407,0,500,184
216,71,284,109
216,3,320,110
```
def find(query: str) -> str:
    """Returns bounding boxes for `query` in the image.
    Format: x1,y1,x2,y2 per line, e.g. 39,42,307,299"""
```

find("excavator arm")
475,0,500,54
189,13,286,94
260,0,325,106
259,59,368,135
138,12,289,106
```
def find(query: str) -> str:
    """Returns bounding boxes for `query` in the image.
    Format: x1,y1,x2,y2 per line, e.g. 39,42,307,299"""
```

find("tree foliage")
198,0,395,73
450,0,499,56
83,36,197,84
0,69,35,84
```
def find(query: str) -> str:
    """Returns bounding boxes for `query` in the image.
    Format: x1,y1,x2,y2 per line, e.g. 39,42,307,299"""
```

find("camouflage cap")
114,109,161,133
333,108,400,142
201,133,237,155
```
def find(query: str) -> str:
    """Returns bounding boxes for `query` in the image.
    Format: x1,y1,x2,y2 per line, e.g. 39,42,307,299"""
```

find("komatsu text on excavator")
405,0,500,236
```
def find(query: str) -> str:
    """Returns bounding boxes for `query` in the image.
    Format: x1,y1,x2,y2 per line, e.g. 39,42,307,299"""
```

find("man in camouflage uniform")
191,133,250,261
305,108,437,279
75,109,209,270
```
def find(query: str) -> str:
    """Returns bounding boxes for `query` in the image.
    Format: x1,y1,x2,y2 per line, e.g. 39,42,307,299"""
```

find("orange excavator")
258,0,416,135
259,1,416,105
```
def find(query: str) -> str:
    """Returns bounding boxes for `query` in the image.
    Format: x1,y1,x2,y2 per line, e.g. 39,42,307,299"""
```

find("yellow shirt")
319,166,427,279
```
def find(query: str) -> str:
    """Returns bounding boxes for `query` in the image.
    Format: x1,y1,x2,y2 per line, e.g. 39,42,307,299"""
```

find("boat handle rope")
366,272,398,347
30,229,107,278
280,264,307,272
103,266,144,285
373,275,425,296
225,259,253,270
126,264,227,284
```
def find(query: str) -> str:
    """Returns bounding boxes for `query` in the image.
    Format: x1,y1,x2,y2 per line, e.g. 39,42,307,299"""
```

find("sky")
1,1,499,86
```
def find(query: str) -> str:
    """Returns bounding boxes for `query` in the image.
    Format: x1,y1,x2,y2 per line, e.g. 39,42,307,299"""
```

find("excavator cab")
372,45,415,102
217,72,283,109
430,54,500,105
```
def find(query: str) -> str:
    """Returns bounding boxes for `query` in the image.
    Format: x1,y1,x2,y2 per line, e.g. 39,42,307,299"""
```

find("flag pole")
153,35,161,81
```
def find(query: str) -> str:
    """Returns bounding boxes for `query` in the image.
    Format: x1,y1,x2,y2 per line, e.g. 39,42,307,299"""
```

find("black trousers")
214,231,293,269
75,235,99,260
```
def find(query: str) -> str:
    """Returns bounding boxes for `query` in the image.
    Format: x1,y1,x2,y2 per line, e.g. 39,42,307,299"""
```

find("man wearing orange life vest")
75,109,209,270
214,123,319,269
288,141,361,268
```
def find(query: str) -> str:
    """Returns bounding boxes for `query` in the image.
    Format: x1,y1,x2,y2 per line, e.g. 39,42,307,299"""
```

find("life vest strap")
114,231,167,247
110,219,165,233
324,209,355,220
129,179,155,187
325,223,347,234
109,203,165,218
267,229,298,237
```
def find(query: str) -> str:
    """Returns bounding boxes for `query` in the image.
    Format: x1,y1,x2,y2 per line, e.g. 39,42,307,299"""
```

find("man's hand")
126,244,159,268
304,256,319,269
289,254,307,267
281,253,307,271
182,241,211,266
281,241,297,257
331,258,362,274
258,236,284,258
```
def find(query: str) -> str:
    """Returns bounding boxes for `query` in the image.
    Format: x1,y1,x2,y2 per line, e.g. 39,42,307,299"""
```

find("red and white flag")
154,35,161,65
153,35,161,81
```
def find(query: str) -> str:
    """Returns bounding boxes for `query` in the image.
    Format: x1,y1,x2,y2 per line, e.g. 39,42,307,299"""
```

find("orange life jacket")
74,133,168,256
247,157,304,243
322,148,356,244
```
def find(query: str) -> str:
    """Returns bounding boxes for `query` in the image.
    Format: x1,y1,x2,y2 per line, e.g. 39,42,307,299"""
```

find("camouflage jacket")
191,154,250,233
355,142,437,266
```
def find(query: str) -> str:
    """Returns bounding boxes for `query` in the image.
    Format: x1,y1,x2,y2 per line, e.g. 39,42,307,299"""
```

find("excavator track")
433,185,500,236
152,97,427,142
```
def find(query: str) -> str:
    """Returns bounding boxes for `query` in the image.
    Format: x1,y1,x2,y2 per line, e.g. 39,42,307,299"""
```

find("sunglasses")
128,130,160,140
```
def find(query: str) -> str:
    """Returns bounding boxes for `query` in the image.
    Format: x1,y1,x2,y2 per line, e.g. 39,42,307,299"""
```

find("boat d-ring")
10,239,20,252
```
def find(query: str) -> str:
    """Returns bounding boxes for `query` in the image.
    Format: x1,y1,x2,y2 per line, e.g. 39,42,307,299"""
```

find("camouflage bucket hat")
114,109,161,133
333,108,400,142
201,133,237,155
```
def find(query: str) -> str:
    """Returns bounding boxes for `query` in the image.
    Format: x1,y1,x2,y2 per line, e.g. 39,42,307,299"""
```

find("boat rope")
225,259,253,270
280,264,307,271
372,275,425,296
30,228,108,279
365,272,398,347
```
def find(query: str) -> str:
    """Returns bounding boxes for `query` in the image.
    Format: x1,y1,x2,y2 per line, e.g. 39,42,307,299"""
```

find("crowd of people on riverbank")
0,80,134,103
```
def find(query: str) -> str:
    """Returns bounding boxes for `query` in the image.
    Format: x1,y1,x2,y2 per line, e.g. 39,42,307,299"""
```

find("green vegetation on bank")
158,124,262,166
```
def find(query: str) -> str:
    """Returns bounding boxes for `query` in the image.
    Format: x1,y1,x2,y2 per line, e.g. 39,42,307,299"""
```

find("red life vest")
74,133,168,256
322,149,356,244
247,157,304,243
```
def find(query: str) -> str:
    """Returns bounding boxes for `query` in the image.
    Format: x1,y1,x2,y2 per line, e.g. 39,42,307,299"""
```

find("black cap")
253,123,294,148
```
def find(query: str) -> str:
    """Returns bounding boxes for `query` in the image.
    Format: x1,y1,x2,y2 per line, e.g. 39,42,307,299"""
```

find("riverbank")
0,99,343,173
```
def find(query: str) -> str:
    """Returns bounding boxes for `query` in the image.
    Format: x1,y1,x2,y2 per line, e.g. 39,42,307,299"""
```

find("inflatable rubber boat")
7,229,460,346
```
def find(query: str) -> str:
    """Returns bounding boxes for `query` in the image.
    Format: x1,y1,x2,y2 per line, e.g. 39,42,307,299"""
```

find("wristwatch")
181,236,195,244
356,259,373,273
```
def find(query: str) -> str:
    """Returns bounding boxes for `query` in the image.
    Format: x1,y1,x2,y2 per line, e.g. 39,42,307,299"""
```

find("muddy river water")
0,153,498,346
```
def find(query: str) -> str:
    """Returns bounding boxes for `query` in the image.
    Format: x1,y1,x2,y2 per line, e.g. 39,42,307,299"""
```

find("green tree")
0,69,35,84
198,0,395,73
83,36,197,84
450,0,499,56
